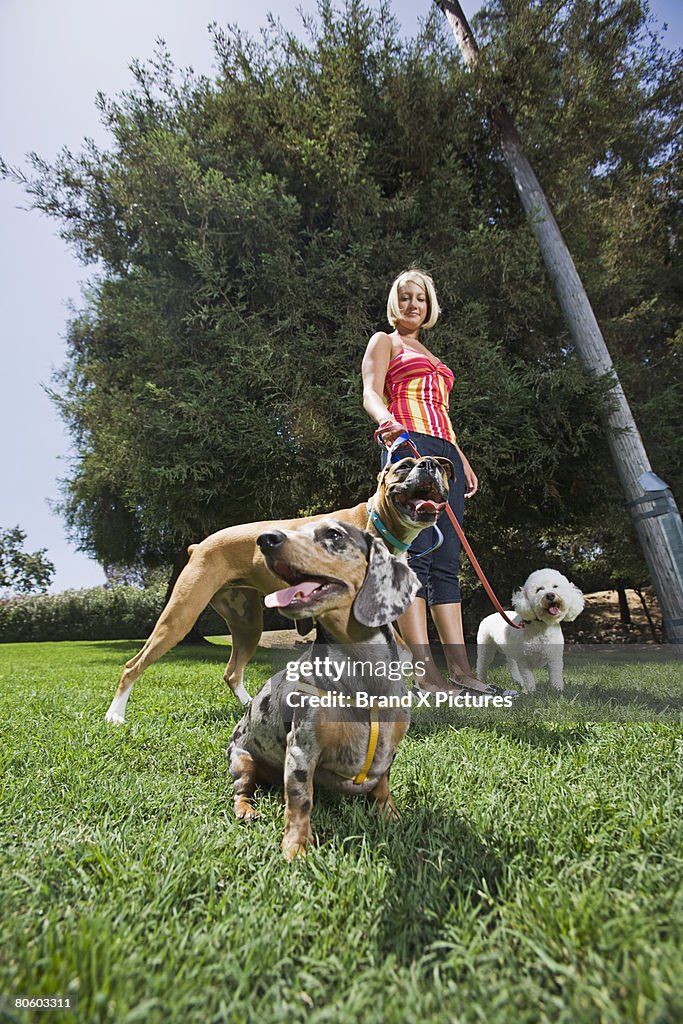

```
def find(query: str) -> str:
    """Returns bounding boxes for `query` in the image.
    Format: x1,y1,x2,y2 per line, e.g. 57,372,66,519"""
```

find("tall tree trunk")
436,0,683,644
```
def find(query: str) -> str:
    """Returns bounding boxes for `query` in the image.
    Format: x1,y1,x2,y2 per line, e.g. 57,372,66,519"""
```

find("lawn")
1,639,682,1024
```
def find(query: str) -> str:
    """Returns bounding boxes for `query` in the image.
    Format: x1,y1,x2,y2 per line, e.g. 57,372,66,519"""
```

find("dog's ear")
353,537,420,628
433,457,455,481
563,584,585,622
512,584,536,622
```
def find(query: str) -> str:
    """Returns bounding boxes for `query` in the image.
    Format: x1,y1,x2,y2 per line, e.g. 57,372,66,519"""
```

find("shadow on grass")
467,720,590,751
82,639,235,661
317,797,505,962
565,681,683,714
197,705,246,725
408,711,591,750
231,777,504,964
405,680,683,734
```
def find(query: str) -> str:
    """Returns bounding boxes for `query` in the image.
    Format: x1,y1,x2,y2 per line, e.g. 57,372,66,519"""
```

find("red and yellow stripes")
384,351,456,443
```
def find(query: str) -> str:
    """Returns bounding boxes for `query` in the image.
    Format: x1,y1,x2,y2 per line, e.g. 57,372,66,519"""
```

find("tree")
3,0,680,620
436,0,683,638
0,527,55,595
460,0,683,614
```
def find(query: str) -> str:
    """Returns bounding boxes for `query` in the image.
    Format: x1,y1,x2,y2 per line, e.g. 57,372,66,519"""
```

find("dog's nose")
257,530,286,552
420,458,440,477
546,592,556,602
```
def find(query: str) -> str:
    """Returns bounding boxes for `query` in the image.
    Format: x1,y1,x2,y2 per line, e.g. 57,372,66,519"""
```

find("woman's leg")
396,597,464,694
429,601,489,690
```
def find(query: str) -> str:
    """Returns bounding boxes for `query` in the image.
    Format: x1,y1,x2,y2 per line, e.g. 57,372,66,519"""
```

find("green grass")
1,639,682,1024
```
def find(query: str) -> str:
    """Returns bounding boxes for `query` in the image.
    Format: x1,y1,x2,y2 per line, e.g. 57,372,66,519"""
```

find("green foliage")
0,583,290,643
0,584,167,642
4,0,681,593
0,526,55,595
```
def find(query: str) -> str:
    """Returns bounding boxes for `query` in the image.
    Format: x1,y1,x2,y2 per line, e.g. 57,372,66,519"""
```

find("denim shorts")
381,431,465,605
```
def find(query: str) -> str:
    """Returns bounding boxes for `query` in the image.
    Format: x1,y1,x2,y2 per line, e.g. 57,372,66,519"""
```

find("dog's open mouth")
546,604,561,617
264,563,346,613
392,490,448,523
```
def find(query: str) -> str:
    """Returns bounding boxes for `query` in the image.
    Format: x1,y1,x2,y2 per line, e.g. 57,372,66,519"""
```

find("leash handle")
375,430,524,630
374,427,412,461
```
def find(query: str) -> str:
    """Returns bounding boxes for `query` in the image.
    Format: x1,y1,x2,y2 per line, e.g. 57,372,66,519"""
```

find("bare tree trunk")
616,585,631,626
436,0,683,643
635,586,661,643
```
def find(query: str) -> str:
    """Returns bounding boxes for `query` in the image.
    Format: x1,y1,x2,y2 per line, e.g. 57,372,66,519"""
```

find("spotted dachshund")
227,518,420,860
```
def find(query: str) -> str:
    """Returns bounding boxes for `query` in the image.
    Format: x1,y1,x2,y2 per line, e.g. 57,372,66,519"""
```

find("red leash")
377,430,523,630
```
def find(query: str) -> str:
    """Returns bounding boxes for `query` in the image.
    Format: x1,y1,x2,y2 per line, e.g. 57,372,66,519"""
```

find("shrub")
0,581,299,643
0,585,168,642
0,583,236,642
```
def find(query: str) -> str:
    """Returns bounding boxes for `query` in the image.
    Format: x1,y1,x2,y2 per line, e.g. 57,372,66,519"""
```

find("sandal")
411,682,465,699
447,675,520,699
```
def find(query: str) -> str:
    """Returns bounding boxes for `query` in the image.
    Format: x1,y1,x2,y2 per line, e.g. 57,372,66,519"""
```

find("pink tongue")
416,499,447,514
264,580,322,609
548,606,560,616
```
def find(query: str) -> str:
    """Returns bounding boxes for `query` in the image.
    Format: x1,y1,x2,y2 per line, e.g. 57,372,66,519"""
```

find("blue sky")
1,0,681,593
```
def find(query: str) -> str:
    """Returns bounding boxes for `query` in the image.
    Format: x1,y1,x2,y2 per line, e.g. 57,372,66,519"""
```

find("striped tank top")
383,338,456,444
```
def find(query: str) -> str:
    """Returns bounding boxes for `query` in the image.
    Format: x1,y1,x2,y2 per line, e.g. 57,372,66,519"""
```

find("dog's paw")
104,710,126,725
282,826,314,861
282,840,309,862
233,683,252,705
377,797,401,823
234,799,259,821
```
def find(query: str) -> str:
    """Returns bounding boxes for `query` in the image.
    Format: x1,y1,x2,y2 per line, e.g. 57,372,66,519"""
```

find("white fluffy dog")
476,568,585,692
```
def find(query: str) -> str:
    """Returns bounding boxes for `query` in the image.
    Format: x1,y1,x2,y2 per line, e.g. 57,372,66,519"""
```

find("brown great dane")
105,455,453,723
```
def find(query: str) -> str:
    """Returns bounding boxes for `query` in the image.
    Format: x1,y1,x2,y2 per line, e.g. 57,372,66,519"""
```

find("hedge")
0,584,293,643
0,585,222,643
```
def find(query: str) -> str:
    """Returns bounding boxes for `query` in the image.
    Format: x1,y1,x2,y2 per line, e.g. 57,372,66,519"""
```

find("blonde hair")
386,269,441,330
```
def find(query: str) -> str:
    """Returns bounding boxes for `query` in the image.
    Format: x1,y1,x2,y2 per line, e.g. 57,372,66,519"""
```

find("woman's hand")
376,416,408,446
457,446,479,497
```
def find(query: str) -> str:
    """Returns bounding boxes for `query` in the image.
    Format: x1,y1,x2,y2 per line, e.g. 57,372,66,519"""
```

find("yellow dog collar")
294,682,380,785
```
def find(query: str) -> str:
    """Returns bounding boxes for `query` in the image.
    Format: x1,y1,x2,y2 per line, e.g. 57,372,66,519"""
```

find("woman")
361,268,488,695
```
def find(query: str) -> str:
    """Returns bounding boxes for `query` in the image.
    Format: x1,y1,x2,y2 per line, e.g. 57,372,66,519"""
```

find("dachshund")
227,518,420,860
